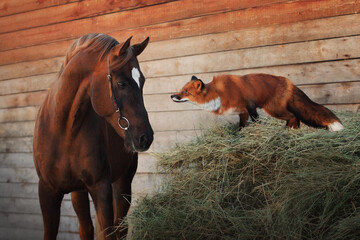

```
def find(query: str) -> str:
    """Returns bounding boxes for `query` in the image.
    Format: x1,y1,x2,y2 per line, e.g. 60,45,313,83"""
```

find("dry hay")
128,112,360,240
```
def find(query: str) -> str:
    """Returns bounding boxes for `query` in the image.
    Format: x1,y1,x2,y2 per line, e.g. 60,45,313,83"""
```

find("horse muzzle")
130,132,153,152
124,127,153,152
137,133,153,152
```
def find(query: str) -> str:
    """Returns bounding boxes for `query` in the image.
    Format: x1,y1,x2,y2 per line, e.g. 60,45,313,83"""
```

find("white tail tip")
328,121,344,132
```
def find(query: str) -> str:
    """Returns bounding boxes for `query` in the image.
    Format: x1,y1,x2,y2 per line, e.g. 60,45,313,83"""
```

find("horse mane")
58,33,119,76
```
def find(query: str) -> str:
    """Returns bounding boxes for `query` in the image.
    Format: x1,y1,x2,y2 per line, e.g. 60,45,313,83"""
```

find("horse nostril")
139,134,148,149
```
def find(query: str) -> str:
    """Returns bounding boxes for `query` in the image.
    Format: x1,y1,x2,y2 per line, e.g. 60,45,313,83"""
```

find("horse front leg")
112,178,132,239
113,155,138,239
71,191,94,240
38,180,64,240
88,180,115,240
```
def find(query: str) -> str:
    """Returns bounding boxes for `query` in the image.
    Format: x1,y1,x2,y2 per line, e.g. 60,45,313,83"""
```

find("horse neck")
51,51,103,132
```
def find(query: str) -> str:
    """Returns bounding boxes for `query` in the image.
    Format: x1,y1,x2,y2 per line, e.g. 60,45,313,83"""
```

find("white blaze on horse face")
132,67,141,88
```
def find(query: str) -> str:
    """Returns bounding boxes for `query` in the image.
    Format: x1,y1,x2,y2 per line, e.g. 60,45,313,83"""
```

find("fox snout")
171,94,188,103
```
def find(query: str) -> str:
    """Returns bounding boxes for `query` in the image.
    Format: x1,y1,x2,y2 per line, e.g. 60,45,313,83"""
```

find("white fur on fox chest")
196,97,222,111
191,97,241,115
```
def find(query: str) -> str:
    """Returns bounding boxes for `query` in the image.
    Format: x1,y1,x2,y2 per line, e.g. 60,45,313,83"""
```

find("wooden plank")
148,130,203,153
0,40,73,67
0,182,39,199
0,153,34,168
0,0,288,51
0,137,33,153
145,94,200,112
2,153,156,173
140,35,360,78
0,173,161,199
0,81,359,126
300,82,360,106
137,153,158,173
113,0,360,53
0,57,62,81
3,12,360,67
0,167,37,183
0,73,55,95
0,197,93,217
0,82,325,111
0,227,80,240
0,91,46,109
144,59,360,95
149,111,239,132
139,14,360,62
0,121,35,137
0,0,174,34
1,59,359,99
132,173,165,195
325,104,360,113
0,212,80,233
2,35,359,82
0,0,79,17
0,106,39,123
0,227,43,240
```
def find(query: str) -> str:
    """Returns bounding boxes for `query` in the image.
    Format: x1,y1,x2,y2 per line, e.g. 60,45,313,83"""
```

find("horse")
33,33,154,240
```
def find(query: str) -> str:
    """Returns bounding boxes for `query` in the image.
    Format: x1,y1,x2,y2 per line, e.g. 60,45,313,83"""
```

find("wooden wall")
0,0,359,239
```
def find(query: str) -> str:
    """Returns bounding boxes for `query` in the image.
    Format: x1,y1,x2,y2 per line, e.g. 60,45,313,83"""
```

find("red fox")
171,74,344,131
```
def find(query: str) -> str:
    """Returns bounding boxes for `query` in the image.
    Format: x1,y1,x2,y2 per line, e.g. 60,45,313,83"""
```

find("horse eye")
117,81,128,89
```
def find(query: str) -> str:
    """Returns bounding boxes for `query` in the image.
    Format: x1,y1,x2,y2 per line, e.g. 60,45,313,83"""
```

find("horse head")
90,37,153,152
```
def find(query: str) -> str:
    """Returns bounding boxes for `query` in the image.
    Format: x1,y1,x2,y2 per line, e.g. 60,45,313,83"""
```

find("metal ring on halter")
118,117,130,131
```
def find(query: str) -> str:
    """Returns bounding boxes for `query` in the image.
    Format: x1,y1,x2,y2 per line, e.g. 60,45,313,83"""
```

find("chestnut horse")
33,34,153,240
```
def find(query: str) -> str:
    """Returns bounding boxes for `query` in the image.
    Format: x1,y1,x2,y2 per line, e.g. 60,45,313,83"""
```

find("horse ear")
119,36,132,55
132,37,149,56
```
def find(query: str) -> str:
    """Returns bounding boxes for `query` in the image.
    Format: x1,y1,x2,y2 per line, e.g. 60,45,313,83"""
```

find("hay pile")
128,113,360,240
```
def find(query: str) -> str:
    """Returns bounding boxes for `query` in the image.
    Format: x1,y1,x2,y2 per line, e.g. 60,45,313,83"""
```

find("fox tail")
287,86,344,132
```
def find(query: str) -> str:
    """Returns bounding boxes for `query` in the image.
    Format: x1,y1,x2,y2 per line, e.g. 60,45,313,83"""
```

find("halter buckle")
118,117,130,131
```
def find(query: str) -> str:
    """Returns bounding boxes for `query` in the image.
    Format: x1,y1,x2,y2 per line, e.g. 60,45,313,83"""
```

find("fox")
170,74,344,131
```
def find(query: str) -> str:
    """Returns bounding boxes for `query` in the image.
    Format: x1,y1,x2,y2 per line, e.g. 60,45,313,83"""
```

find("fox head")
171,75,206,104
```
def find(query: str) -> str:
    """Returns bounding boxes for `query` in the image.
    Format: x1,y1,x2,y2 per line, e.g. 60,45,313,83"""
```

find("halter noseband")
107,56,130,131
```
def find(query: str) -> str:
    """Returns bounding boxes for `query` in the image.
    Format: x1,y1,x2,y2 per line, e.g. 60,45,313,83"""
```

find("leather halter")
107,55,130,131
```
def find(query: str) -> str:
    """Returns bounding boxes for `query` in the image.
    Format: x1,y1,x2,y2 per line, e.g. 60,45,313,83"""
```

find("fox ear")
191,75,198,81
194,79,204,92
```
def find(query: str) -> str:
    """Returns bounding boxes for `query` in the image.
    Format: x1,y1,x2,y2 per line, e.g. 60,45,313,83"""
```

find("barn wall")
0,0,359,239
